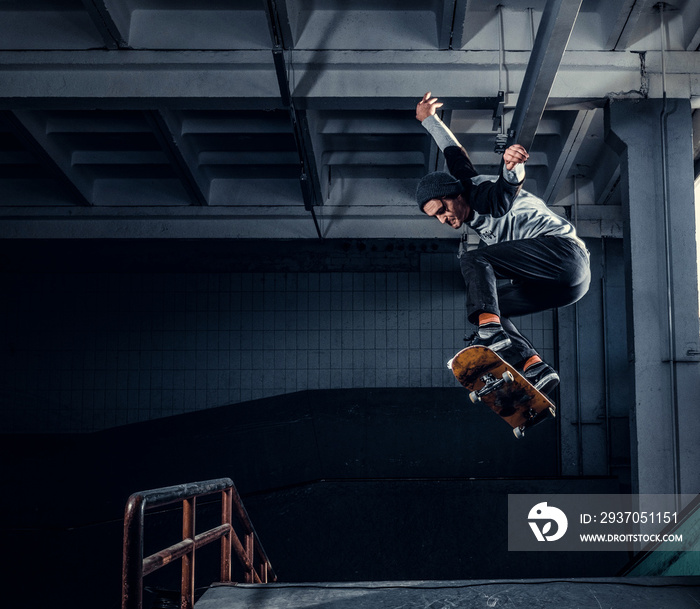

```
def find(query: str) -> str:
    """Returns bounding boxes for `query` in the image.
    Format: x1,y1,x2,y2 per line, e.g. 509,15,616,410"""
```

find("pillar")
605,98,700,498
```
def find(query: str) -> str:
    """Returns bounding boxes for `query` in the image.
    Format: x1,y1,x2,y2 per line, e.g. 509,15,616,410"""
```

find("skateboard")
448,345,556,439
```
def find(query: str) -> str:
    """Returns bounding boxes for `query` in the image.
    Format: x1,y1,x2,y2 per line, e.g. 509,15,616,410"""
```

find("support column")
605,98,700,498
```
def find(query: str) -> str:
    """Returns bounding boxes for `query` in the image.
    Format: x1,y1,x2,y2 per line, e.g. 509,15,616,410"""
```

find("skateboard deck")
449,345,556,438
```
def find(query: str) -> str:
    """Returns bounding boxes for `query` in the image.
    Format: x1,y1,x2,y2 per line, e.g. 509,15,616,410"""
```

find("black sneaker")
522,361,560,395
465,323,512,352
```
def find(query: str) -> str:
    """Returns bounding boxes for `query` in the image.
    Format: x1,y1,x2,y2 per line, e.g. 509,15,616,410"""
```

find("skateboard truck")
469,370,514,403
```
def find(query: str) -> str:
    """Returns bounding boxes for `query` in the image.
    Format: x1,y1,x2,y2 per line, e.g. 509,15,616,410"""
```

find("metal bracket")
492,90,505,131
495,129,515,155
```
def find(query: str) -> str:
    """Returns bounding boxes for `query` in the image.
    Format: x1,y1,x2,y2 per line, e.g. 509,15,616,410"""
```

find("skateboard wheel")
513,427,525,439
469,390,481,404
548,406,556,418
502,371,514,383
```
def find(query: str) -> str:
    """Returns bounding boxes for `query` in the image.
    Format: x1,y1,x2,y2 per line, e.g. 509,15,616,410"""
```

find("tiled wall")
1,253,555,433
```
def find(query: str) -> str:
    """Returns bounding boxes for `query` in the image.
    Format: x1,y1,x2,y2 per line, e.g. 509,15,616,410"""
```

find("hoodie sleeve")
421,115,479,182
443,145,479,183
420,114,462,151
469,162,526,217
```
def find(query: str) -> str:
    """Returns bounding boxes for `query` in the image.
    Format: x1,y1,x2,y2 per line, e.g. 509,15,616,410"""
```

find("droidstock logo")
528,502,568,541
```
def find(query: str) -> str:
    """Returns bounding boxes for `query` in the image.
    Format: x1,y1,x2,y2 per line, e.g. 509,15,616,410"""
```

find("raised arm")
416,92,478,181
416,92,529,216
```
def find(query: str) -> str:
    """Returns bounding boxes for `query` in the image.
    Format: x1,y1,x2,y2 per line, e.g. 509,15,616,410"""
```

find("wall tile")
1,254,556,432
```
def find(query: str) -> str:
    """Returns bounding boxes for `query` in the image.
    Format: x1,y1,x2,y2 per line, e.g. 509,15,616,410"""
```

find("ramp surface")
196,578,700,608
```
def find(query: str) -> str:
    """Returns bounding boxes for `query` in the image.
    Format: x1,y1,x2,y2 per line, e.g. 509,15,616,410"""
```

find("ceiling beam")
449,0,471,49
0,50,281,109
543,109,595,205
0,203,621,241
0,49,674,109
143,110,209,206
440,0,461,49
507,0,584,151
604,0,650,50
80,0,129,49
3,110,93,206
683,0,700,51
595,166,621,207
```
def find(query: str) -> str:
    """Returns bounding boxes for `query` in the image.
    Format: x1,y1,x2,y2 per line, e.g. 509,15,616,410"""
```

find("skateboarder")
415,92,591,394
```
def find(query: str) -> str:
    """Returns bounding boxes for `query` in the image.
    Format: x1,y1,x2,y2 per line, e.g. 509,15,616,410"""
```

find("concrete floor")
196,578,700,609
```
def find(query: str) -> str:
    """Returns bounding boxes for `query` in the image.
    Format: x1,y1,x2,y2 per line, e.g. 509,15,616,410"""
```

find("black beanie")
416,171,465,212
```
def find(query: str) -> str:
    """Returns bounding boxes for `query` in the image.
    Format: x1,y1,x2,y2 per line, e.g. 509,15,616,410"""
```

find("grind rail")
122,477,276,609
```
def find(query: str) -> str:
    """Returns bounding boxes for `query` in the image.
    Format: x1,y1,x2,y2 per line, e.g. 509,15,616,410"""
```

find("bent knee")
552,278,590,309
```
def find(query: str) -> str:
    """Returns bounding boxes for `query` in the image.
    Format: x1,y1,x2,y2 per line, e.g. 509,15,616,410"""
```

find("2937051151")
587,511,678,525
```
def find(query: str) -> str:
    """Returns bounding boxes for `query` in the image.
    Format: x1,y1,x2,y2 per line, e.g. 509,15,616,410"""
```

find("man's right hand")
503,144,529,171
416,92,443,122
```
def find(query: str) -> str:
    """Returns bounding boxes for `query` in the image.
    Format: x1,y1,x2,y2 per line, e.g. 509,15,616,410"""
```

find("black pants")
459,235,591,364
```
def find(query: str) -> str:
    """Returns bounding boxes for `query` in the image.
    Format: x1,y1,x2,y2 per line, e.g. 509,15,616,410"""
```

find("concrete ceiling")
1,0,699,241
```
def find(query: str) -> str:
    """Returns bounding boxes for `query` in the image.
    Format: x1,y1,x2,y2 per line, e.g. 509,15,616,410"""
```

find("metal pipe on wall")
601,237,612,476
656,2,682,503
573,174,583,476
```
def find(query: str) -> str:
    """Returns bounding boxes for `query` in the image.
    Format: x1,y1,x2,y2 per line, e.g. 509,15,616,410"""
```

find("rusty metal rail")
122,478,276,609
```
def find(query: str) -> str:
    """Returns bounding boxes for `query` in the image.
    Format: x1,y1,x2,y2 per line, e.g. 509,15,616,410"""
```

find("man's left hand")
416,92,443,122
503,144,529,170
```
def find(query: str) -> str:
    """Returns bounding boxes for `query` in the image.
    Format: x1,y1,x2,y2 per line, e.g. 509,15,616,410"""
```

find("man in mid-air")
415,92,591,394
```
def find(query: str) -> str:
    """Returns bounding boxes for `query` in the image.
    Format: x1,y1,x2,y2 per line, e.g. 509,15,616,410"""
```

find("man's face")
423,195,469,229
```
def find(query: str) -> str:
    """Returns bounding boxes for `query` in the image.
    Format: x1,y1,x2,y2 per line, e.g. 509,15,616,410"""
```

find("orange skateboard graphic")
449,346,556,438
